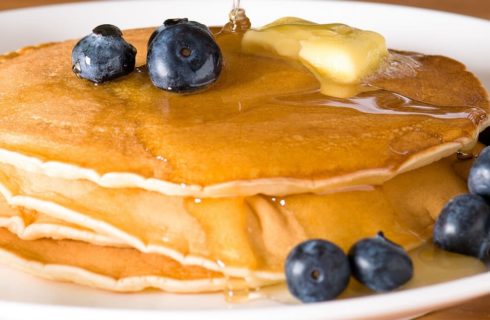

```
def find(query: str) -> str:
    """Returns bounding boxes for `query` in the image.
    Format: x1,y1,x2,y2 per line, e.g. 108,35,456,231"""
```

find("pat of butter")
242,17,388,98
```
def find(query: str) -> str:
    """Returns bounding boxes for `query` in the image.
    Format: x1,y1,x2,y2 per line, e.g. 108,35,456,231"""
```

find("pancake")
0,28,487,194
0,155,471,290
0,228,228,293
0,25,488,292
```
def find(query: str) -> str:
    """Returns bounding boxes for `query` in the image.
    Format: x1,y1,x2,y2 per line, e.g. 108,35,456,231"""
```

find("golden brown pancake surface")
0,28,487,188
0,26,488,293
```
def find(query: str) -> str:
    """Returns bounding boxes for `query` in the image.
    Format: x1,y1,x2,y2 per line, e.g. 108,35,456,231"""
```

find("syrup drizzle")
224,0,251,32
273,89,487,122
232,0,240,14
223,242,487,304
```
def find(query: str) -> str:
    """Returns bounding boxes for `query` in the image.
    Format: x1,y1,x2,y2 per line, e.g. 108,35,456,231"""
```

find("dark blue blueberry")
164,18,189,27
162,19,211,35
147,21,222,93
433,193,490,261
148,19,212,50
147,19,188,47
285,239,350,303
71,24,136,83
478,128,490,146
468,147,490,199
348,232,413,292
92,24,122,37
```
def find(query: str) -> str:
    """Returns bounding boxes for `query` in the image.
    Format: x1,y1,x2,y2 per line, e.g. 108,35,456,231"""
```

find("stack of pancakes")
0,28,488,292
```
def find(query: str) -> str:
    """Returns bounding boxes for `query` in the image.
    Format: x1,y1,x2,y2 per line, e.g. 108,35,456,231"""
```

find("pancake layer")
0,27,488,292
0,155,471,289
0,29,487,193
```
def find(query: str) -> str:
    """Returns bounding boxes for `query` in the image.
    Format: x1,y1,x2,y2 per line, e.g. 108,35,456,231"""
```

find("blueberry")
92,24,122,37
468,147,490,199
285,239,350,303
159,19,211,36
348,232,413,292
433,193,490,260
478,128,490,146
147,20,223,93
72,24,136,83
147,19,190,47
164,18,189,27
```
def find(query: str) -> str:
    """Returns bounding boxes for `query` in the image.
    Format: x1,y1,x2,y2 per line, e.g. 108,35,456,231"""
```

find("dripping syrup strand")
232,0,241,16
230,0,241,24
226,0,251,32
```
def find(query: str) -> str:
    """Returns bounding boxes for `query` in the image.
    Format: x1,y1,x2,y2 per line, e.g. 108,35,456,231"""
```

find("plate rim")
0,271,488,319
0,1,489,319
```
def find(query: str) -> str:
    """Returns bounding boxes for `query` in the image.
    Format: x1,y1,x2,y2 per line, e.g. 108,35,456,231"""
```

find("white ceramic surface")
0,1,489,319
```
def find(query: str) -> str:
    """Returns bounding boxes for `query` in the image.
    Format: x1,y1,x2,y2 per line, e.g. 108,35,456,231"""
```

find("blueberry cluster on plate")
286,146,490,304
71,20,222,93
285,232,413,303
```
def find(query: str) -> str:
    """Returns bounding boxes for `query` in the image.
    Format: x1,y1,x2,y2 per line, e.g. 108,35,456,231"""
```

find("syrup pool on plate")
224,242,488,304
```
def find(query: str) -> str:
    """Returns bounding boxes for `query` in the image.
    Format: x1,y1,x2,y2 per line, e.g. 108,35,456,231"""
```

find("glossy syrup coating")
0,28,488,189
0,26,488,291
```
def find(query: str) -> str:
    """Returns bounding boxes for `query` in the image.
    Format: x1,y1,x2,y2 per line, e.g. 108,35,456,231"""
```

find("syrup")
225,242,488,304
0,11,488,299
223,277,251,303
223,0,251,33
0,28,486,187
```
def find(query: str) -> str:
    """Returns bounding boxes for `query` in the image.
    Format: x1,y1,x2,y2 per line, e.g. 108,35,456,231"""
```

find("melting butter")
242,17,388,98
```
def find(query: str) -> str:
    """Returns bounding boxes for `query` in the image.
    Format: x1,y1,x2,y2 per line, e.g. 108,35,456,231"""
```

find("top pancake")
0,28,488,196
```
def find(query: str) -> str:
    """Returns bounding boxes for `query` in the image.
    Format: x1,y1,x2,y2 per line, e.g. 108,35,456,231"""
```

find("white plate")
0,1,489,319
